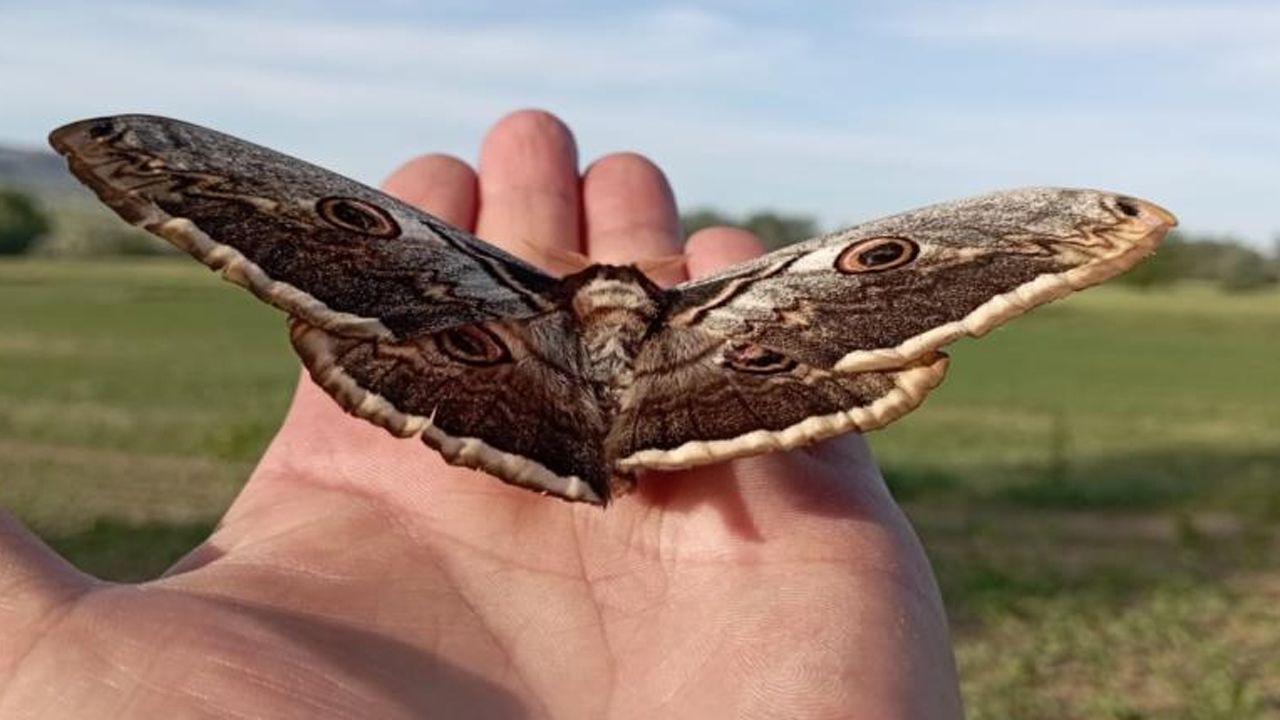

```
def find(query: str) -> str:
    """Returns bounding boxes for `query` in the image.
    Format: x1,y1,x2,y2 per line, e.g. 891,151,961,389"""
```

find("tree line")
0,187,170,256
3,186,1277,291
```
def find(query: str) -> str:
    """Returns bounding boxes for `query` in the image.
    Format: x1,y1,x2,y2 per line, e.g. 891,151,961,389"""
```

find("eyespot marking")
722,343,798,374
88,120,115,139
316,196,401,238
835,236,919,274
436,325,512,366
1115,196,1141,218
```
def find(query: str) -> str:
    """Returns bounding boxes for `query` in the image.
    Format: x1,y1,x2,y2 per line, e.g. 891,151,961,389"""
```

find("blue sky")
2,0,1276,246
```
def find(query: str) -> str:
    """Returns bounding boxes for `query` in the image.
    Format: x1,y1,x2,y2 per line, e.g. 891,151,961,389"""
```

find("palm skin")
0,111,962,719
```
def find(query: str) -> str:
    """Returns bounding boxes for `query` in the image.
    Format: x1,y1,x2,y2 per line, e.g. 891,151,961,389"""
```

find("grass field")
3,258,1279,718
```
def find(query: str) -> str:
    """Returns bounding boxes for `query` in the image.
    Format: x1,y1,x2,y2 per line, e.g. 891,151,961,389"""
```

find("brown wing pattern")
666,188,1175,372
49,115,558,339
615,188,1173,470
50,115,1178,505
291,311,617,504
609,326,949,470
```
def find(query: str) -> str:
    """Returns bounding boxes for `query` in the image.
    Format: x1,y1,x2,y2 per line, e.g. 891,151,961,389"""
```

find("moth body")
562,264,667,408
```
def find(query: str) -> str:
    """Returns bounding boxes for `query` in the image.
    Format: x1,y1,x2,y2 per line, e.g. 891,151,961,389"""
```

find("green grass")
0,259,291,557
3,258,1279,716
877,285,1280,510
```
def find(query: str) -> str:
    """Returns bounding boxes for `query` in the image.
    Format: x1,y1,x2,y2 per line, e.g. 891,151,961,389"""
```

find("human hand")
0,110,962,719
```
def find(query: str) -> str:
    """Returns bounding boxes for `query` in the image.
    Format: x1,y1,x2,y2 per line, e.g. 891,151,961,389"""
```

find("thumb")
0,510,94,660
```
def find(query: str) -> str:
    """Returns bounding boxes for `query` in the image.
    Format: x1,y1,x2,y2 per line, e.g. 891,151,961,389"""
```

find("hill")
0,141,172,255
0,142,84,199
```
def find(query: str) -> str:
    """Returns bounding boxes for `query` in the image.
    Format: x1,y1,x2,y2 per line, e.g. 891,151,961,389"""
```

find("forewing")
667,188,1175,372
49,114,558,339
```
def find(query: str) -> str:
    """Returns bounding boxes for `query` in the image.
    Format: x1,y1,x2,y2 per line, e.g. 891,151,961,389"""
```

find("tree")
1218,246,1278,292
1114,231,1278,290
741,211,819,250
30,202,175,257
1112,231,1187,288
680,208,820,250
0,187,50,255
680,208,734,240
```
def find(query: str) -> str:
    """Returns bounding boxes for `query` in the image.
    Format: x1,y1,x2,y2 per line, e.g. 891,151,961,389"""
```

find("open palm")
0,110,961,719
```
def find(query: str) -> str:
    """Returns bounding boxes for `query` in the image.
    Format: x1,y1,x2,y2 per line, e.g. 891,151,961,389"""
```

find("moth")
50,115,1176,505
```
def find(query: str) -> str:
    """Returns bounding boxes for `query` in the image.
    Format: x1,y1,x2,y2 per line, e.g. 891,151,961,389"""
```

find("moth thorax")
569,276,659,397
572,276,655,315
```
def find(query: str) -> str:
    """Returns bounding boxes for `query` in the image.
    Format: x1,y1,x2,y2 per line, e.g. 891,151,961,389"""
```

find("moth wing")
667,188,1175,372
292,310,621,505
52,115,623,503
609,325,948,470
49,114,558,340
612,188,1173,469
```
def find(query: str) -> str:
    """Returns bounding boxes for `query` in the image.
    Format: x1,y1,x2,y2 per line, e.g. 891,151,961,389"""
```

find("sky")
2,0,1277,247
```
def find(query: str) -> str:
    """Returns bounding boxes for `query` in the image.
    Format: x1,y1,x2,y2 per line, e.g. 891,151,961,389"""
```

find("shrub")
0,187,51,255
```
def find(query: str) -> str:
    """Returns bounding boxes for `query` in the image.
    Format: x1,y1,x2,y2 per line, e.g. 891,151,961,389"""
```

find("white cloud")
42,2,805,90
886,0,1280,83
890,0,1280,49
0,2,823,143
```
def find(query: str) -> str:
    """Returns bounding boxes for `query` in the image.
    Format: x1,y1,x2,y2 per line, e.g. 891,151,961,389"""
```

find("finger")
582,152,683,285
0,509,92,629
381,153,478,230
474,110,581,264
685,226,767,279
